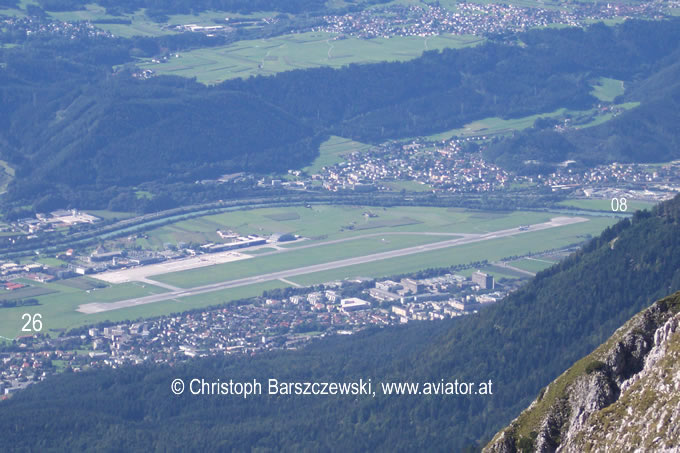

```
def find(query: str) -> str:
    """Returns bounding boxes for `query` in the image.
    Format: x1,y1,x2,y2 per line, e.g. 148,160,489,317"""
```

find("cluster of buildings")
171,23,232,36
1,209,100,245
0,226,273,294
533,161,680,201
313,1,671,40
200,232,266,253
0,269,508,397
312,138,509,194
303,134,680,202
0,15,114,41
0,348,47,398
61,231,270,276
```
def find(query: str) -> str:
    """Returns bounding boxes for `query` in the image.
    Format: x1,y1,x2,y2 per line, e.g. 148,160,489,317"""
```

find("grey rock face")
485,296,680,453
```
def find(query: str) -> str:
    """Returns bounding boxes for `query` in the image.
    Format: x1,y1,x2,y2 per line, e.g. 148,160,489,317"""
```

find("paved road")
77,217,587,314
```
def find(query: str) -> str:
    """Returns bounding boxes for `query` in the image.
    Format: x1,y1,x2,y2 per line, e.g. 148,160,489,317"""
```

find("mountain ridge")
485,291,680,452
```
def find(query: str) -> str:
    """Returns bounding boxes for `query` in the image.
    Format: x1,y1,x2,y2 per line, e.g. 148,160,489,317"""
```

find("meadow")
283,216,614,286
136,32,483,84
0,205,617,339
303,135,372,174
422,77,632,142
590,77,625,102
0,279,169,340
135,205,561,249
425,108,569,141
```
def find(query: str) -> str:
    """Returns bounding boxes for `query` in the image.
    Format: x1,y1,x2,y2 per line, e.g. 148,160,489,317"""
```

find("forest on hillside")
2,196,680,451
2,20,680,215
484,50,680,173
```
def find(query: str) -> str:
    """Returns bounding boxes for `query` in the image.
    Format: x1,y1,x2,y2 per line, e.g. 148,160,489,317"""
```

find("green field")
558,198,657,213
423,99,639,141
139,205,561,249
506,257,557,273
153,233,459,288
425,108,569,141
573,101,640,129
0,159,15,194
0,285,55,300
590,77,625,102
0,0,34,18
0,205,617,339
457,265,527,281
304,135,372,174
287,217,615,286
33,257,70,267
0,280,170,340
136,32,483,84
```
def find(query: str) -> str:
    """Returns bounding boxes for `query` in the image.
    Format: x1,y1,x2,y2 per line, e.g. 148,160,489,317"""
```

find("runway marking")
139,277,181,291
77,217,588,314
278,278,301,287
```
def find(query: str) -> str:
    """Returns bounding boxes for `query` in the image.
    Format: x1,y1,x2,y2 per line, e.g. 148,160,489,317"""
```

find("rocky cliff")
485,291,680,452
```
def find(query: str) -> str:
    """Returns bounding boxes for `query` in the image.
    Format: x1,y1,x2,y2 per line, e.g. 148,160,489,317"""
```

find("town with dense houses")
2,0,680,404
3,0,678,52
290,136,680,203
1,268,510,397
314,1,672,40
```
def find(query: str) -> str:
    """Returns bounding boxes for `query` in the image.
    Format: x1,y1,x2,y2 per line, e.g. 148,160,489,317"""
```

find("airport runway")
92,230,473,285
77,217,587,314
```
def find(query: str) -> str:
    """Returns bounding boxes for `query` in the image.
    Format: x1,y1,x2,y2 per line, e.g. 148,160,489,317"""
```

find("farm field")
383,180,434,192
557,198,657,213
136,32,483,84
424,97,635,142
456,265,528,281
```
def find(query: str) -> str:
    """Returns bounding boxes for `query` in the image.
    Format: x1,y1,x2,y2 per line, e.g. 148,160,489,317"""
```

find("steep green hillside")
2,197,680,450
